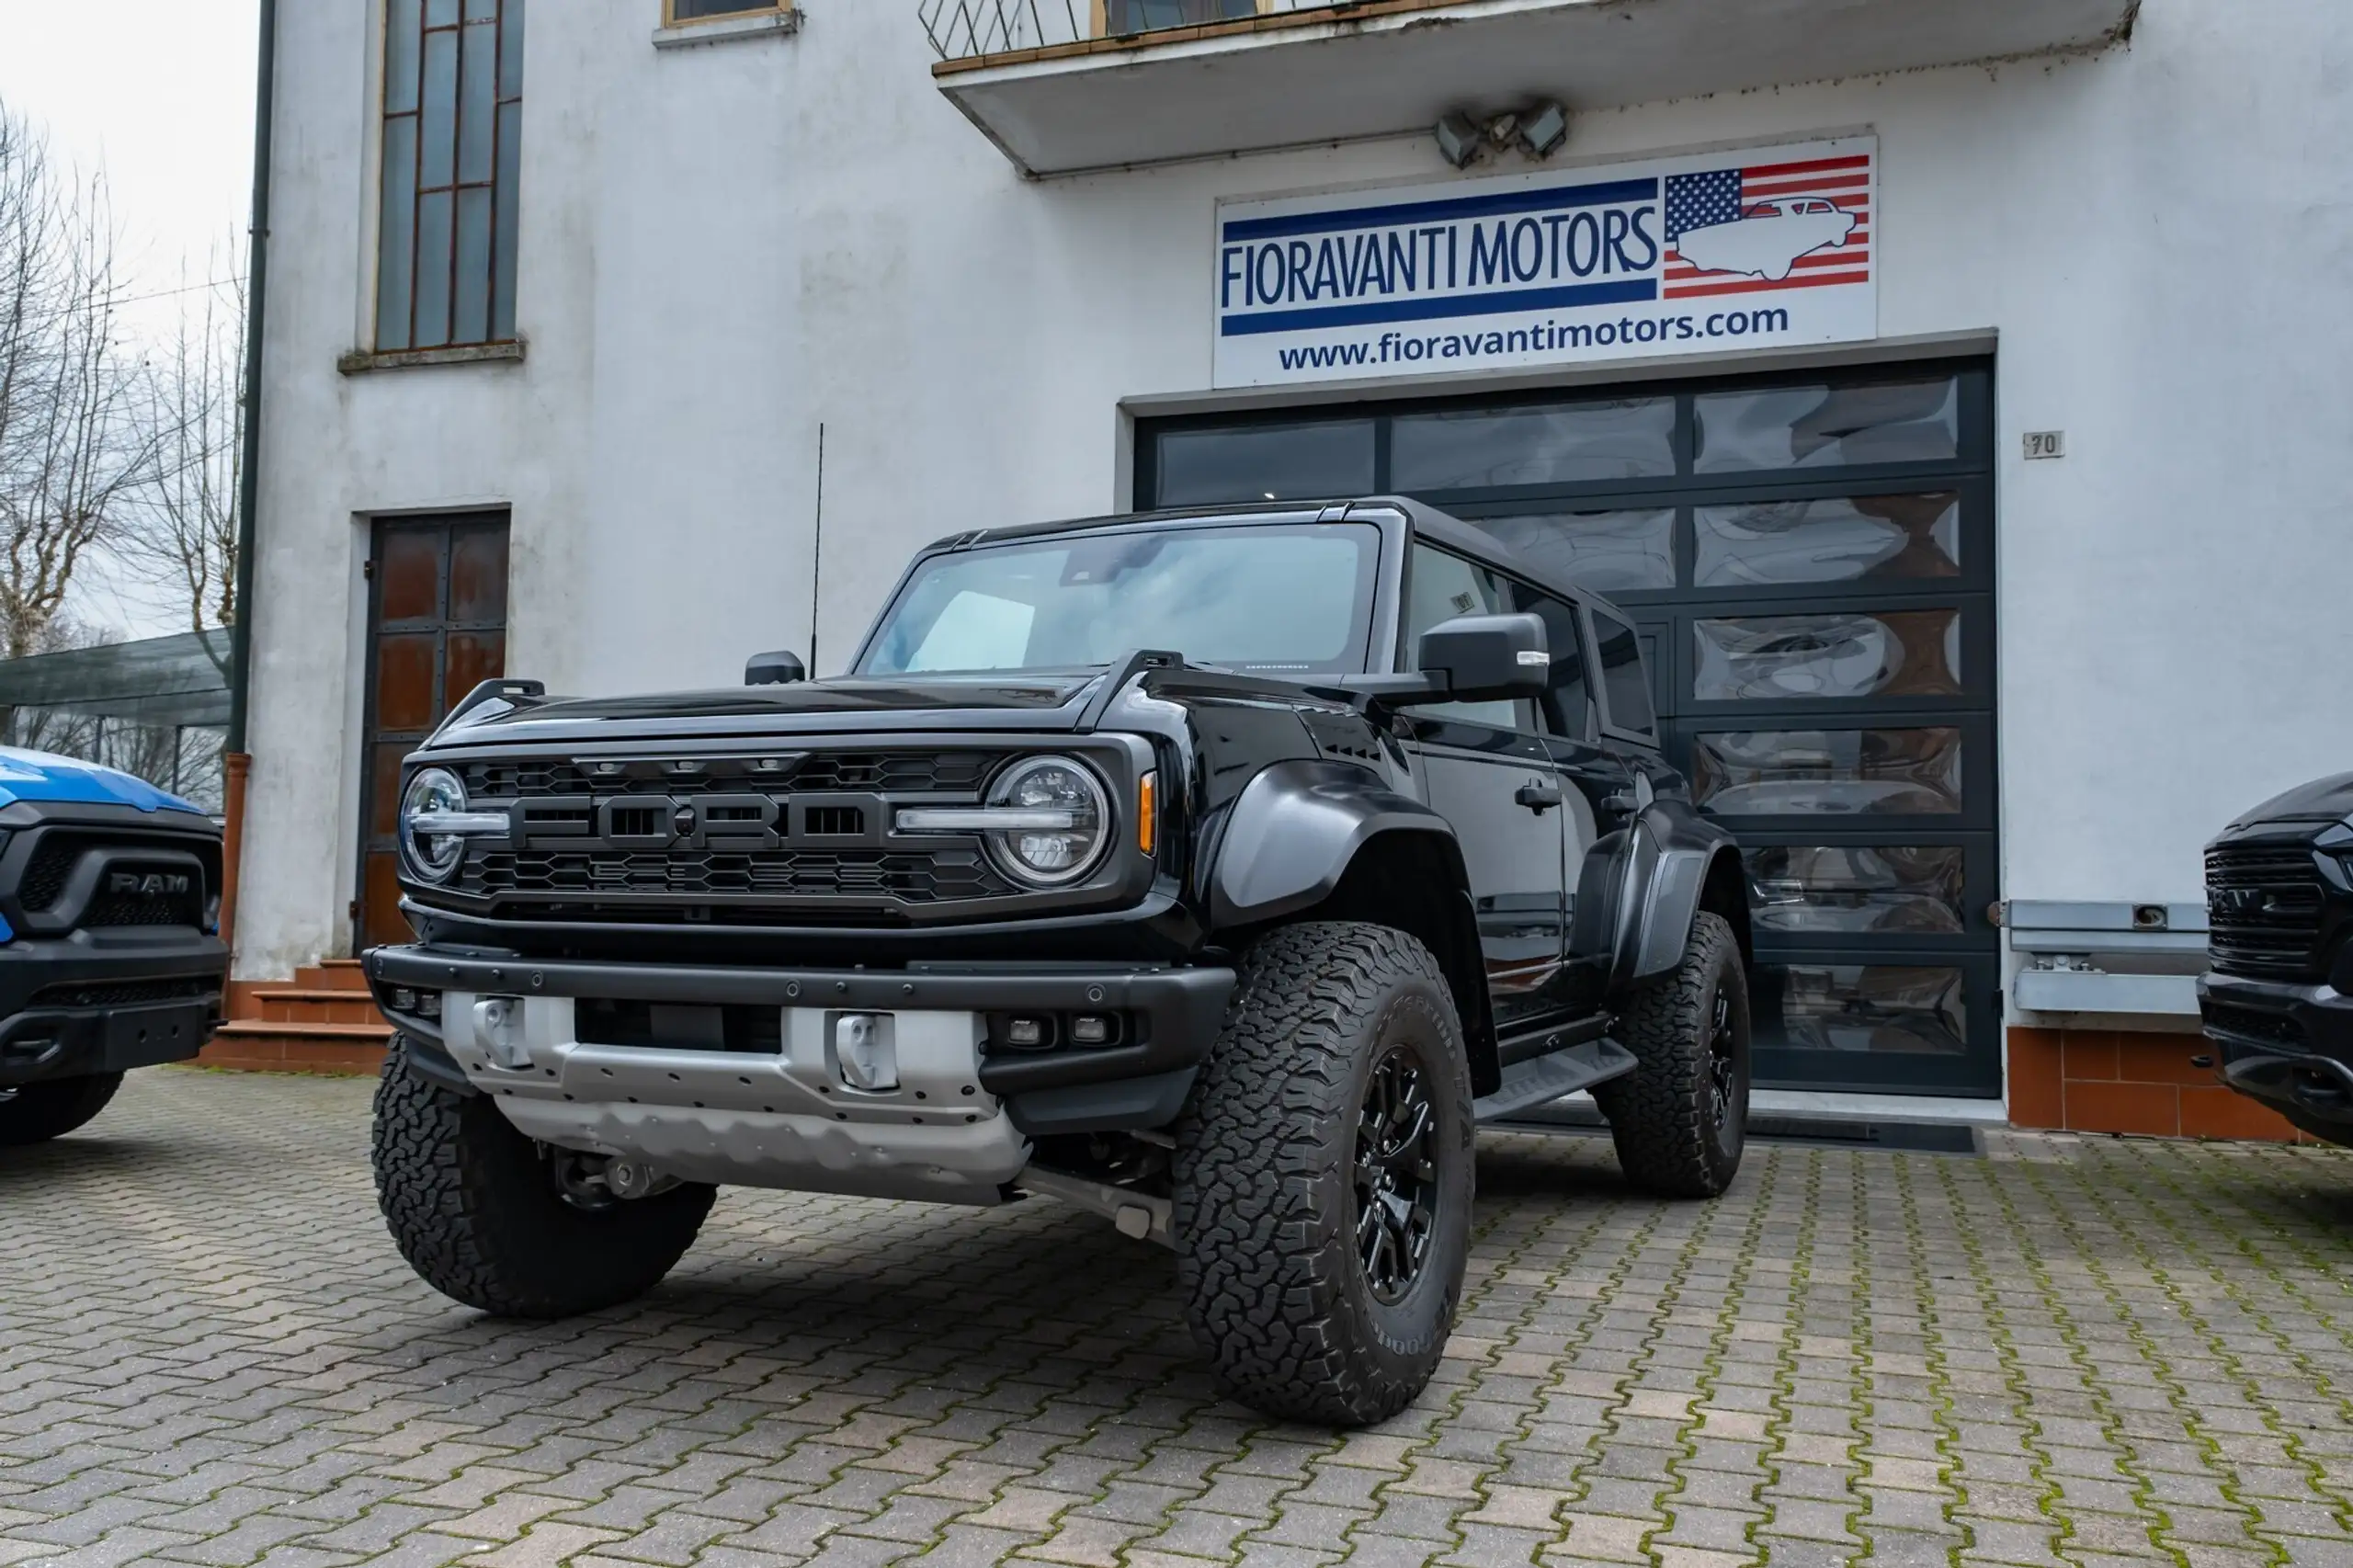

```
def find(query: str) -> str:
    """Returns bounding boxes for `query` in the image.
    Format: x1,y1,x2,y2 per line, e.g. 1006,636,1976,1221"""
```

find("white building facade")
239,0,2353,1131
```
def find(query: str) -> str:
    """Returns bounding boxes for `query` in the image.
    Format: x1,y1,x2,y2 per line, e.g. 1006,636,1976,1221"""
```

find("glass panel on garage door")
1135,362,1998,1096
358,512,509,954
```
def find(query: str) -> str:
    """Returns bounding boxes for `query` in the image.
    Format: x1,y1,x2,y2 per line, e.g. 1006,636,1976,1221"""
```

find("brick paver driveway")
6,1071,2352,1568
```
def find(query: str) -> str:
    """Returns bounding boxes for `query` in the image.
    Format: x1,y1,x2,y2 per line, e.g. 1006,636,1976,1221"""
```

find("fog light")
1071,1016,1111,1046
392,988,416,1012
1006,1017,1045,1048
417,992,442,1019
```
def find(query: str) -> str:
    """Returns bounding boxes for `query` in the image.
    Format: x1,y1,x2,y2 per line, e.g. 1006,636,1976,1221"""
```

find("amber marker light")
1137,772,1158,857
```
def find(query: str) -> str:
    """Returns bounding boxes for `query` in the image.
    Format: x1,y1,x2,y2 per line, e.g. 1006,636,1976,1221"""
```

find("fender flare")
1628,807,1745,985
1574,806,1744,994
1207,758,1463,929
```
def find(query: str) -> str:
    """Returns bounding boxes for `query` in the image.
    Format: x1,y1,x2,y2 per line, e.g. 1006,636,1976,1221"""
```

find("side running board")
1472,1037,1640,1124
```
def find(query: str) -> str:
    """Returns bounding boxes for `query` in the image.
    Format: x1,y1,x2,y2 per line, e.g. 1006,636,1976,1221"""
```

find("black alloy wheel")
1706,987,1738,1137
1355,1045,1440,1304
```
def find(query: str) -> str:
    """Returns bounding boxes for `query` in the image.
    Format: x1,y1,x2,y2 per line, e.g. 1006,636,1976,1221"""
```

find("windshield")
858,522,1382,677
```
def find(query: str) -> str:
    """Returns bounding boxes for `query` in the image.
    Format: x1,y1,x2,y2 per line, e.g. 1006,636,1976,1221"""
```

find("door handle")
1515,780,1563,813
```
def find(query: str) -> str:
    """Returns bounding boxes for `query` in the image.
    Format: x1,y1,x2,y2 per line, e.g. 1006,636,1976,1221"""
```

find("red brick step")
247,988,388,1027
209,958,392,1076
199,1019,391,1076
296,959,372,993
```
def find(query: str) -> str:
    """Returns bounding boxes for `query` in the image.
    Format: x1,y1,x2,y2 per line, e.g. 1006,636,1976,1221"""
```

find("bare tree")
0,103,153,660
119,244,244,653
97,714,181,790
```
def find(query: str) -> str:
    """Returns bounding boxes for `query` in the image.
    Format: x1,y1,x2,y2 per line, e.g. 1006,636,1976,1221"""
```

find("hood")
0,745,209,815
2225,771,2353,832
433,672,1107,747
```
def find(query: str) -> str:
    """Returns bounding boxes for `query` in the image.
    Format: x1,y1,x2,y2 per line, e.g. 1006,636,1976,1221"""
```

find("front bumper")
367,946,1234,1198
0,931,230,1088
2197,971,2353,1138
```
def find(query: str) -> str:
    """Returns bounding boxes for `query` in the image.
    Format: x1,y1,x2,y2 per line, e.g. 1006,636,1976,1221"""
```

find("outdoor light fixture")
1518,100,1570,158
1435,112,1482,169
1438,101,1570,169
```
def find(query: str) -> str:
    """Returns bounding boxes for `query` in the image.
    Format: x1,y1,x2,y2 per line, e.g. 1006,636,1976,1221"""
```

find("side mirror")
1415,612,1549,702
745,650,808,687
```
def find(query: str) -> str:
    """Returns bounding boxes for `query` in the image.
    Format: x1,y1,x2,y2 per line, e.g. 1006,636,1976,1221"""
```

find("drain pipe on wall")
219,0,278,955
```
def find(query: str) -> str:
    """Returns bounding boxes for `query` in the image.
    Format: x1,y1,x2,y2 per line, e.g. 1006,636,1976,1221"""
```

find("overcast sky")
0,1,261,312
0,0,262,636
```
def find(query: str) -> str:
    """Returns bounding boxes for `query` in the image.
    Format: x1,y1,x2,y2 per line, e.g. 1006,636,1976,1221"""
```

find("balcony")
921,0,2138,177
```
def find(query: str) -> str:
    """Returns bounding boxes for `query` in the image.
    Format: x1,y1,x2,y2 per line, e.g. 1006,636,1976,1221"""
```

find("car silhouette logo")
1674,197,1859,282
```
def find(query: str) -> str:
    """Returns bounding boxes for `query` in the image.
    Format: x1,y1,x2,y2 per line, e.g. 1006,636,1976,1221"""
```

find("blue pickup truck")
0,748,230,1145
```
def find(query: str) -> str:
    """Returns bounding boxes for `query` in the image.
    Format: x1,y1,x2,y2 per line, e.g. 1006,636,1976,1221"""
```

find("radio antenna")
810,421,826,673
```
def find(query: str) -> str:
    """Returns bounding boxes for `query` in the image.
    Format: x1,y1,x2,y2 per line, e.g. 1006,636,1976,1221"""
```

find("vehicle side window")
1404,542,1526,731
1591,609,1656,739
1516,590,1593,742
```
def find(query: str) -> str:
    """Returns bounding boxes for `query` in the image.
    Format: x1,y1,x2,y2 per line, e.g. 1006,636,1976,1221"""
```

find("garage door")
1135,358,1999,1097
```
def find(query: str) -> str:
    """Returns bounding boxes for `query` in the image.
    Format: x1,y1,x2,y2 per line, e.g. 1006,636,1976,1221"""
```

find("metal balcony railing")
919,1,1420,64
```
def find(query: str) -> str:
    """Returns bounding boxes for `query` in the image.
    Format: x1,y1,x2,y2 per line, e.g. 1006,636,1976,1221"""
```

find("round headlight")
987,756,1110,888
400,767,471,883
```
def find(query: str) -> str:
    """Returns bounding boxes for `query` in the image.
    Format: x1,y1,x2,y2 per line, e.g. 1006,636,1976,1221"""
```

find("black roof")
925,495,1605,615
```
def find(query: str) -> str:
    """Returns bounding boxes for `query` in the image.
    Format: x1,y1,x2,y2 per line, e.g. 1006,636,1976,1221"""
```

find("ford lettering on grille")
431,750,1028,919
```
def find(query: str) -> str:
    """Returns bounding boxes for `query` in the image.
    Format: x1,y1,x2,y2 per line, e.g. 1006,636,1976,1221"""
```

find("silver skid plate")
441,992,1029,1204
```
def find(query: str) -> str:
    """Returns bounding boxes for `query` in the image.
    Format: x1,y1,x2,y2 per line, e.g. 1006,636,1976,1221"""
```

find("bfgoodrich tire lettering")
0,1072,123,1146
371,1036,715,1316
1174,922,1473,1426
1596,910,1749,1199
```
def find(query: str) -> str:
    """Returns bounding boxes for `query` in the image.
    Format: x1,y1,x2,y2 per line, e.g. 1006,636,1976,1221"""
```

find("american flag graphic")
1661,153,1873,299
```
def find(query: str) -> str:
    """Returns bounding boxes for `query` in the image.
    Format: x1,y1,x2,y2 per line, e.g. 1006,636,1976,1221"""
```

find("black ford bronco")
2200,772,2353,1147
366,496,1753,1425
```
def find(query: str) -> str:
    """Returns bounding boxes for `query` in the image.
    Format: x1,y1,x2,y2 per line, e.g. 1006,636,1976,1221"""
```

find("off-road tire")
0,1072,124,1146
371,1037,716,1316
1174,922,1474,1426
1596,911,1749,1199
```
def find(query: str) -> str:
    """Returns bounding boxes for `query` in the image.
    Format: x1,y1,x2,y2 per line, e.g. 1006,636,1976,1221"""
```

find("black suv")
365,496,1753,1425
2200,773,2353,1145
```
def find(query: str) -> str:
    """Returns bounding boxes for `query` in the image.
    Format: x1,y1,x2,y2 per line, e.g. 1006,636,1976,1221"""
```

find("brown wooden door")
358,513,509,952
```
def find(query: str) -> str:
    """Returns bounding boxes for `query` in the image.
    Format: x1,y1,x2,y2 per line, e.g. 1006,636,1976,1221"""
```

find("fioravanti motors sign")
1212,136,1878,388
